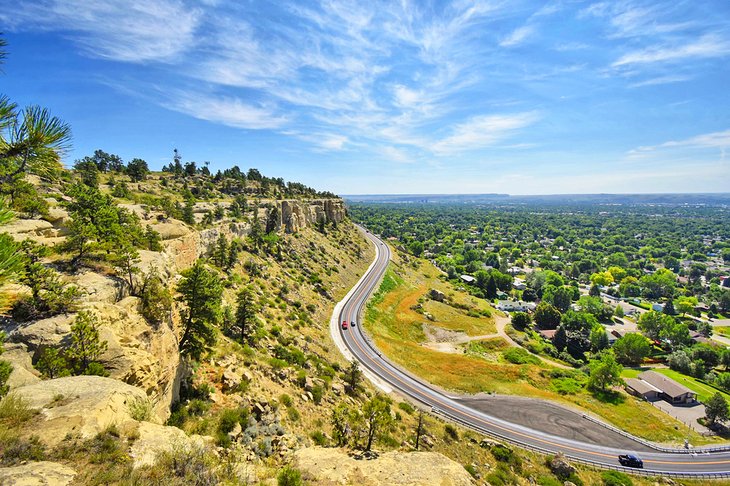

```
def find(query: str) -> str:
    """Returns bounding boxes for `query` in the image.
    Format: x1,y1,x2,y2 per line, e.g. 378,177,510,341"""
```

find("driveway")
650,400,710,436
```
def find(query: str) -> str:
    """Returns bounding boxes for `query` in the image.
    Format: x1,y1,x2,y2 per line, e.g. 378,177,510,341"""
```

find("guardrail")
580,413,730,454
432,408,730,479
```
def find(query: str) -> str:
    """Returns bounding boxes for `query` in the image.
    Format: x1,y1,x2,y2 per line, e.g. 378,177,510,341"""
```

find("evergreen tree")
553,325,567,351
176,260,223,360
36,347,70,379
234,286,258,344
663,299,676,316
212,233,228,267
589,284,601,297
486,275,497,299
0,202,23,313
67,311,108,375
344,360,362,396
139,268,172,327
182,197,195,225
110,241,140,295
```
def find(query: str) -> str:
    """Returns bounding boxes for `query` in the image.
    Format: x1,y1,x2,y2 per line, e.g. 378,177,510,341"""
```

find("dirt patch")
422,323,469,343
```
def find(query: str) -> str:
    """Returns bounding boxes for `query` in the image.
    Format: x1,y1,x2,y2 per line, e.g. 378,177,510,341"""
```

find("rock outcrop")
12,375,148,446
2,342,41,389
279,199,346,233
0,461,77,486
129,421,208,468
294,447,475,486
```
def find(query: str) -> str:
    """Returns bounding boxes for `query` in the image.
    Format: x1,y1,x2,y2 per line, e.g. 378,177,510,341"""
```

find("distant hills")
343,193,730,206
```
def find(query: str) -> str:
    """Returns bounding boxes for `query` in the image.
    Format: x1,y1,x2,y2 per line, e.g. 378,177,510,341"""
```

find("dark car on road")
618,454,643,468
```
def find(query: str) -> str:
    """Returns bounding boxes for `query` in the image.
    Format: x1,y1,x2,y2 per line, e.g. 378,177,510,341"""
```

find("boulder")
73,271,124,303
2,219,55,241
12,375,148,446
429,289,446,302
1,342,41,389
548,453,576,479
0,461,77,485
129,421,208,468
150,221,192,241
9,314,75,351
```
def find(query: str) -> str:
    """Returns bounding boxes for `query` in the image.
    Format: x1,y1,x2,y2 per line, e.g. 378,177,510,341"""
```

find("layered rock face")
280,199,346,233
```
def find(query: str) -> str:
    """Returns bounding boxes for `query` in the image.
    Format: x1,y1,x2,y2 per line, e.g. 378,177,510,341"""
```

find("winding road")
331,227,730,478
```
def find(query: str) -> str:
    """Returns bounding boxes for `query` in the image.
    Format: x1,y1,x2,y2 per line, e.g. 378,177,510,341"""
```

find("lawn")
715,326,730,338
364,261,717,445
653,368,730,404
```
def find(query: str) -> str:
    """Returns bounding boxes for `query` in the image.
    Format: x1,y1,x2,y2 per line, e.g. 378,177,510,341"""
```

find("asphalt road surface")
335,227,730,478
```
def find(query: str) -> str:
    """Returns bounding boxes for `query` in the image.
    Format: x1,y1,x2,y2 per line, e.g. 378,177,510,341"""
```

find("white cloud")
628,129,730,160
629,75,693,88
2,0,201,62
500,25,535,47
171,93,288,130
431,112,540,155
613,34,730,67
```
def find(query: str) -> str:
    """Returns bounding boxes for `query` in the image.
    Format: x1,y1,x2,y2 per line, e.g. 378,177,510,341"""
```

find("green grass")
653,368,730,404
715,326,730,338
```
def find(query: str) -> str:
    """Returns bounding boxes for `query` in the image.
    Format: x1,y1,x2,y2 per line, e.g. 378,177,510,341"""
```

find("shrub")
485,463,515,486
140,268,172,326
128,396,153,422
602,470,633,486
218,407,249,434
277,466,303,486
537,476,563,486
398,402,415,414
0,393,35,427
444,423,459,441
551,377,583,395
0,435,46,465
464,463,478,478
279,394,293,407
311,385,324,404
503,347,540,365
310,430,327,446
88,425,128,464
287,407,301,422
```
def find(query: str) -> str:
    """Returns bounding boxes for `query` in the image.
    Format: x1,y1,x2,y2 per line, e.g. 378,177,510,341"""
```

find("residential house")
496,300,536,312
636,371,697,404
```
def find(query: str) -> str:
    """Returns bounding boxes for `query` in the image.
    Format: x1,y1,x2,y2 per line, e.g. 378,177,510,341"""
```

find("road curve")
334,226,730,478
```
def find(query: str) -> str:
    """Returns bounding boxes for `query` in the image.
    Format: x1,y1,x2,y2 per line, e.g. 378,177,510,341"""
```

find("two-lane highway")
333,226,730,478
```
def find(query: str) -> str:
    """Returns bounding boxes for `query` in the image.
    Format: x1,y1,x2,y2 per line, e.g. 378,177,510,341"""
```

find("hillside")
0,163,719,485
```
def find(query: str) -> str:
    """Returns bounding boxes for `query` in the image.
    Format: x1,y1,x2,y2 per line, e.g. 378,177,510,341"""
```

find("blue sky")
1,0,729,195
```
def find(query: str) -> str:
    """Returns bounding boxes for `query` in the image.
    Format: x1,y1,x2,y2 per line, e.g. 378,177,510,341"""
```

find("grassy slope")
364,252,718,445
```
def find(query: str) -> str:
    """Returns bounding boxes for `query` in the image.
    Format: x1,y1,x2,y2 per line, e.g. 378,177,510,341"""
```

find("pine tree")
36,347,70,379
706,393,729,426
67,311,108,374
235,286,258,344
176,260,223,360
345,360,362,396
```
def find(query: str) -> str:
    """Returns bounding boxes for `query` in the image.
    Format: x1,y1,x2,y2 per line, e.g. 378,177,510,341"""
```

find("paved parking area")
650,400,710,436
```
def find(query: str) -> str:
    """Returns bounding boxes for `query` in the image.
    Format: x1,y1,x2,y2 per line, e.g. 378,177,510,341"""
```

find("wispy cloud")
1,0,201,62
632,129,730,153
500,25,535,47
629,74,693,88
431,112,540,155
613,34,730,67
170,92,289,130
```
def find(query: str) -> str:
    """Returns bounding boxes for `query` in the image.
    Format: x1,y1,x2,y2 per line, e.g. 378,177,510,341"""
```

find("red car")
341,320,349,330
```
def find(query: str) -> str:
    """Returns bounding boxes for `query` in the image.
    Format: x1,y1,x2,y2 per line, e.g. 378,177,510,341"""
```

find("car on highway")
351,320,356,327
341,320,349,330
618,454,643,468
